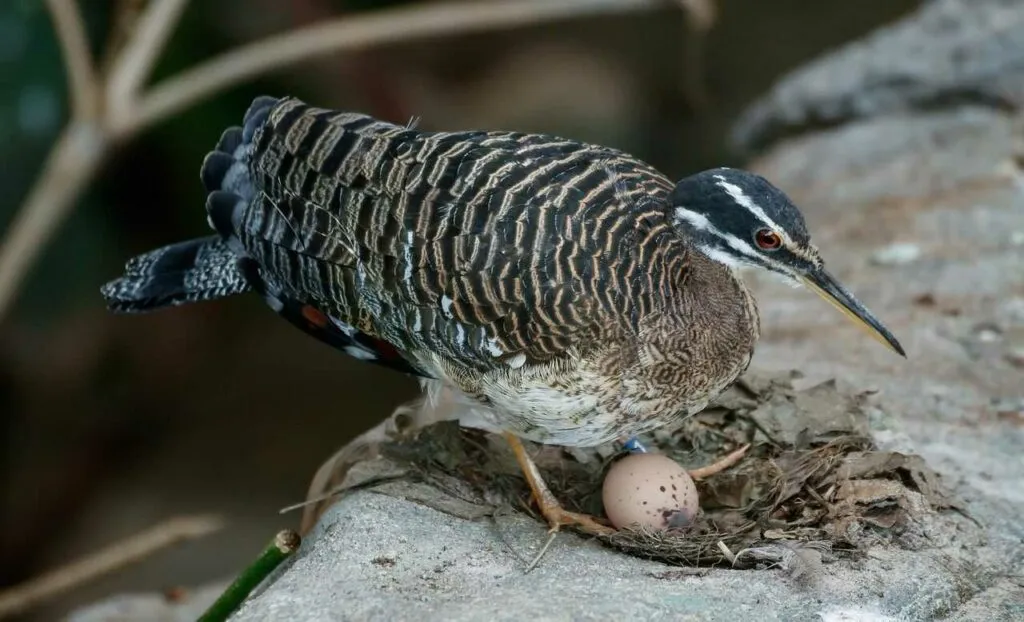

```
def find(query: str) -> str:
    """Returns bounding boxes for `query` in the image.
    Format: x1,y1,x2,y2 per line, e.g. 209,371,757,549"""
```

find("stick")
106,0,191,117
676,0,716,111
524,530,558,574
717,540,737,565
0,0,666,322
197,530,301,622
120,0,662,136
676,0,716,31
0,514,224,620
43,0,99,120
0,123,108,318
687,443,750,479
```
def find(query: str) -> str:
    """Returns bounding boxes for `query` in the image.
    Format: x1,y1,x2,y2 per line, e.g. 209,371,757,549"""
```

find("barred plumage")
104,95,762,444
241,97,683,361
100,236,249,312
102,95,902,453
233,97,761,443
103,95,905,536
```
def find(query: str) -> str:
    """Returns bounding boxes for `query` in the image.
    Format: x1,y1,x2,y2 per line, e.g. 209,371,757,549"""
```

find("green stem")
197,529,301,622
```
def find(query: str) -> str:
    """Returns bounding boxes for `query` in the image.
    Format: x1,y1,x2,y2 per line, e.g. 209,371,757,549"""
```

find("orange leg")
687,443,751,480
619,436,750,480
503,432,613,536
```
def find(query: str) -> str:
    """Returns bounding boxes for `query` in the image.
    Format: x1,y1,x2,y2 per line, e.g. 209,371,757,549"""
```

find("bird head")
669,167,905,357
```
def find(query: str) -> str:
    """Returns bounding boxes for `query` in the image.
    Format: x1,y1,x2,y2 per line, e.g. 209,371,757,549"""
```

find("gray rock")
65,582,227,622
223,491,1015,622
75,119,1024,622
70,2,1024,620
217,105,1024,620
870,242,922,266
732,0,1024,153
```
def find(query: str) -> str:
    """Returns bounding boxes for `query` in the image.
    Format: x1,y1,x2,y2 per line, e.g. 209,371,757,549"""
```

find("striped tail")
100,96,281,313
100,236,249,313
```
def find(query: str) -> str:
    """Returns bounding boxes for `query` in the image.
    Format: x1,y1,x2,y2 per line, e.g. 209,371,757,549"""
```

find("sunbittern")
101,96,905,536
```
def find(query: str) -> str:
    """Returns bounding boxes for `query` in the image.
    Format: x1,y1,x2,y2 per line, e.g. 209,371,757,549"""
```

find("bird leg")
503,432,613,536
686,443,751,480
619,436,750,479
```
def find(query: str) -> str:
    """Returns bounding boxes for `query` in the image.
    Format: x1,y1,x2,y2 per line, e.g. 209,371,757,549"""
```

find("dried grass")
306,371,969,568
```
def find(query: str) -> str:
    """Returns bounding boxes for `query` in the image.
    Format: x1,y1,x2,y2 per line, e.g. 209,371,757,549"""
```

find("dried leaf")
748,378,870,448
832,451,962,510
697,474,755,509
299,370,969,568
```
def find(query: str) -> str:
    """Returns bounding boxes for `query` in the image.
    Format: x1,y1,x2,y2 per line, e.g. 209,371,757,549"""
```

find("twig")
675,0,716,31
100,0,150,74
197,530,301,622
717,540,737,565
524,530,558,574
688,443,750,479
0,514,224,620
675,0,717,111
0,0,186,317
0,122,108,317
43,0,99,120
121,0,662,137
106,0,191,119
0,0,666,321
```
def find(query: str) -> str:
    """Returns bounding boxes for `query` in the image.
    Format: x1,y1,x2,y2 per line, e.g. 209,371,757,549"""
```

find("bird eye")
754,229,782,250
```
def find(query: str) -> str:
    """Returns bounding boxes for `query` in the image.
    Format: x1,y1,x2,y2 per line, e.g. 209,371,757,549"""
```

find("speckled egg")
602,452,699,531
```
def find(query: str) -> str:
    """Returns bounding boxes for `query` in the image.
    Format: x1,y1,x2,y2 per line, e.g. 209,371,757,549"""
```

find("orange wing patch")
301,305,330,329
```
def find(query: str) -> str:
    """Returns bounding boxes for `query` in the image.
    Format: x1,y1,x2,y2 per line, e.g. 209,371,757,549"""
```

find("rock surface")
65,583,227,622
731,0,1024,154
71,1,1024,620
229,490,1010,622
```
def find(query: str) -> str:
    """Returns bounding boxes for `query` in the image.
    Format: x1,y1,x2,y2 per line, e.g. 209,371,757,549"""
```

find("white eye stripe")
712,175,792,246
701,243,791,278
723,233,760,258
697,245,744,269
672,206,713,231
673,206,760,258
680,207,796,275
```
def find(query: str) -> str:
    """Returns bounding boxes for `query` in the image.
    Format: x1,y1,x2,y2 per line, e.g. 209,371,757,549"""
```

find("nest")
301,371,971,569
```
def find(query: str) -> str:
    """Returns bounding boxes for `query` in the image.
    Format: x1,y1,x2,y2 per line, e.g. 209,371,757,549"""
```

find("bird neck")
679,249,761,343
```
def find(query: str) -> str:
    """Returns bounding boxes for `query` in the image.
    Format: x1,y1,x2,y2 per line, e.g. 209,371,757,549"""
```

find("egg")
601,452,699,531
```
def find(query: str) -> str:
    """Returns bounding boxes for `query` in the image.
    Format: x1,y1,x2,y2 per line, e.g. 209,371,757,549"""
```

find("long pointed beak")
798,269,906,357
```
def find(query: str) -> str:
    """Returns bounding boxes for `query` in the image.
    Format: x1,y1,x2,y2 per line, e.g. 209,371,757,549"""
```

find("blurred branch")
676,0,717,111
106,0,191,119
0,124,107,325
43,0,99,120
0,0,669,321
123,0,665,135
687,442,749,479
100,0,150,74
676,0,716,31
0,0,189,320
0,514,224,620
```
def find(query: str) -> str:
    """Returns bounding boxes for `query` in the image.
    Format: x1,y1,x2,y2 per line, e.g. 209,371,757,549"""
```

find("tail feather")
101,95,283,314
101,236,250,313
200,95,280,251
242,95,278,143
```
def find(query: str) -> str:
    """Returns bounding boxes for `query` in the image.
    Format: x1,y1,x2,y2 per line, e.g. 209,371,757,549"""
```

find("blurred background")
1,0,922,619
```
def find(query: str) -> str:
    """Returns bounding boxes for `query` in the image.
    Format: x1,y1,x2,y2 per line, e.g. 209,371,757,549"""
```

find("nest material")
303,371,971,568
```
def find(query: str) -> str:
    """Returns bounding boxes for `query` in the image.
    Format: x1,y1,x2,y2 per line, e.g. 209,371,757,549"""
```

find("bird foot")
687,443,751,480
617,436,750,480
521,503,613,573
503,432,614,539
533,498,613,537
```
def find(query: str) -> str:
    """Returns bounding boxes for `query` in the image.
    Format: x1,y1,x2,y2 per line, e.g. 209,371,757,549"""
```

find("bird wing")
208,97,670,376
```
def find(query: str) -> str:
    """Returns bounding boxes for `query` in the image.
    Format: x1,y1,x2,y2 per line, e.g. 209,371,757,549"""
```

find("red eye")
754,229,782,250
